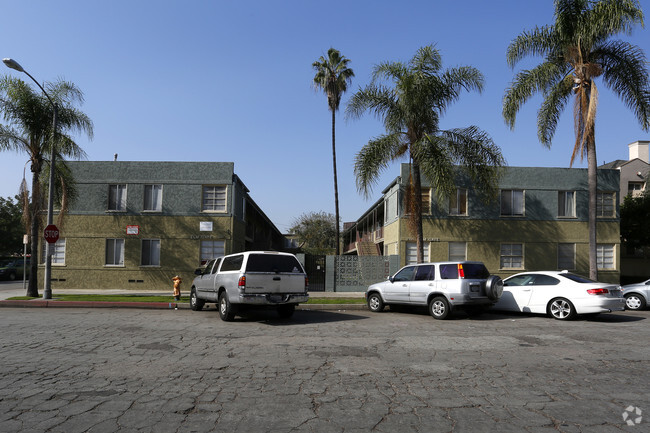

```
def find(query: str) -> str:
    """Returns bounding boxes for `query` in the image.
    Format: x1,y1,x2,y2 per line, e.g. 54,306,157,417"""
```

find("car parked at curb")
365,261,503,320
190,251,309,321
493,270,625,320
621,279,650,310
0,257,30,281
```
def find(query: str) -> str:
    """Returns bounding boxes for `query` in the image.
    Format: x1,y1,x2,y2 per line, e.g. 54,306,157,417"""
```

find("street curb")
0,300,368,311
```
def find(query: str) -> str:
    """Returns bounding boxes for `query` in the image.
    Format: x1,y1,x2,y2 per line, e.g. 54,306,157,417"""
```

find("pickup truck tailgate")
245,272,306,294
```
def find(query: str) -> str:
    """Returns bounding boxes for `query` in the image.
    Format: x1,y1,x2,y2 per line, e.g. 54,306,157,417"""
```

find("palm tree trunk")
27,169,40,298
587,139,598,280
412,162,424,263
331,109,341,256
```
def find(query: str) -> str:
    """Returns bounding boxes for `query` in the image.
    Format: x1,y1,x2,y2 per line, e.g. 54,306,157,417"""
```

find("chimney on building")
628,140,649,162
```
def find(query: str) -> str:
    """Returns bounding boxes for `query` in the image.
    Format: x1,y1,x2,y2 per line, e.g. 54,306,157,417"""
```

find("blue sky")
2,0,649,232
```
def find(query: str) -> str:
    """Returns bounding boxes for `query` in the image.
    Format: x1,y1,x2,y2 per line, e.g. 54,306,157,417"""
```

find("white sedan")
493,271,625,320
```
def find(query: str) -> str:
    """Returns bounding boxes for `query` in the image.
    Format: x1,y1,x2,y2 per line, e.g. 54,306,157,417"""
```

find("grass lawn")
6,294,366,304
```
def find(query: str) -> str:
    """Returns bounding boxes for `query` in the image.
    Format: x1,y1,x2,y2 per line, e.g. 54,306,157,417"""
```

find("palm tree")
0,76,92,297
503,0,650,279
346,45,505,263
312,48,354,255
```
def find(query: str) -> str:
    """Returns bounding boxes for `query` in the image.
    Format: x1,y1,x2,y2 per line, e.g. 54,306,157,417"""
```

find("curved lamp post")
3,58,57,300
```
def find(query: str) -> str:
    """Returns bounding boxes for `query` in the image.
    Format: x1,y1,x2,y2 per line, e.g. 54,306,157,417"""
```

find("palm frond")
353,133,403,197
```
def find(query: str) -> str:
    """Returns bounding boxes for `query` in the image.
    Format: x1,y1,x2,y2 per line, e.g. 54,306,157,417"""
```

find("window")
108,184,127,211
406,241,430,265
106,239,125,266
558,191,575,217
421,189,431,215
596,192,615,217
144,184,162,211
557,243,576,270
597,244,615,270
449,188,468,216
414,265,435,281
393,266,416,282
141,239,160,266
628,181,644,197
200,240,225,265
449,242,467,261
500,243,523,269
500,190,524,216
221,254,244,272
41,239,66,265
202,186,227,212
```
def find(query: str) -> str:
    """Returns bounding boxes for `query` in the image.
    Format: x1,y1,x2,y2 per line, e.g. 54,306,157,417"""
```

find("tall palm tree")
0,76,92,297
347,45,505,263
503,0,650,280
312,48,354,255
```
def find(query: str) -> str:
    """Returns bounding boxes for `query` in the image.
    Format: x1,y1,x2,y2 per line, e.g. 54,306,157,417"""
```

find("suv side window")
414,265,435,281
393,266,416,282
221,255,244,272
439,264,459,279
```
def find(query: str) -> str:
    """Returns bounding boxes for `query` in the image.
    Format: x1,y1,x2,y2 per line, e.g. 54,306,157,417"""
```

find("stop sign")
44,224,59,244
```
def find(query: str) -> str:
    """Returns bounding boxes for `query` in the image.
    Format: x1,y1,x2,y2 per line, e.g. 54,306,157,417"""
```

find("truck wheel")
8,272,16,281
218,292,236,321
485,275,503,301
277,304,295,319
190,288,204,311
429,296,451,320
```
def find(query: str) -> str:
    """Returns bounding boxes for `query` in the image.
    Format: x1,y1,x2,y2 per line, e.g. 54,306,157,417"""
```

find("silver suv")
190,251,309,321
365,261,503,319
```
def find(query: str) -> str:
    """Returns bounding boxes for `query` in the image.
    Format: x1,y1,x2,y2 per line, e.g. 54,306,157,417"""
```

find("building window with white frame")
596,192,616,217
627,181,644,198
200,240,225,265
144,184,163,212
500,190,524,216
406,241,430,265
557,243,576,270
597,244,615,270
500,243,523,269
108,184,127,211
449,188,468,216
558,191,576,218
41,239,66,265
106,238,125,266
449,242,467,261
141,239,161,266
202,186,227,212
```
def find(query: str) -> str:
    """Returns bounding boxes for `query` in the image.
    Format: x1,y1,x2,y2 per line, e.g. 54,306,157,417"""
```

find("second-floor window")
144,184,162,212
108,184,127,211
596,192,616,218
449,188,468,216
500,190,524,216
202,186,227,212
558,191,575,218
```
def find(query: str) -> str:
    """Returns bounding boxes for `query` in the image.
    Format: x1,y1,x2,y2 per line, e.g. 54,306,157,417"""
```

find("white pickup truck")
190,251,309,321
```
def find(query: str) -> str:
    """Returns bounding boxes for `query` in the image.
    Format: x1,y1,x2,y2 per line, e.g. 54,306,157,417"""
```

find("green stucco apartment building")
43,161,286,291
343,164,621,283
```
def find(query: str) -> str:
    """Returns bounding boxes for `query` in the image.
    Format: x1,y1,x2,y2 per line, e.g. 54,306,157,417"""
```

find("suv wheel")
429,296,450,320
485,275,503,301
367,293,384,312
624,293,646,310
190,288,205,311
218,292,236,321
277,304,295,319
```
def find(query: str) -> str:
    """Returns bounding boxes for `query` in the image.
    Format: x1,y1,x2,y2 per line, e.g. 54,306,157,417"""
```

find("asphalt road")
0,306,648,432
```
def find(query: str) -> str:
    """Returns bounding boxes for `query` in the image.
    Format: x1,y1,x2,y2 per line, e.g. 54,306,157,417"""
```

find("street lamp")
3,58,57,300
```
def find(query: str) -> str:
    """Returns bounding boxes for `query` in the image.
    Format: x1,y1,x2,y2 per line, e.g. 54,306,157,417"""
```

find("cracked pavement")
0,306,648,432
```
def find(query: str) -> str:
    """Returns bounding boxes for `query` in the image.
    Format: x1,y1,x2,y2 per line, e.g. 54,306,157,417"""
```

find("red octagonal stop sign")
44,224,59,244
